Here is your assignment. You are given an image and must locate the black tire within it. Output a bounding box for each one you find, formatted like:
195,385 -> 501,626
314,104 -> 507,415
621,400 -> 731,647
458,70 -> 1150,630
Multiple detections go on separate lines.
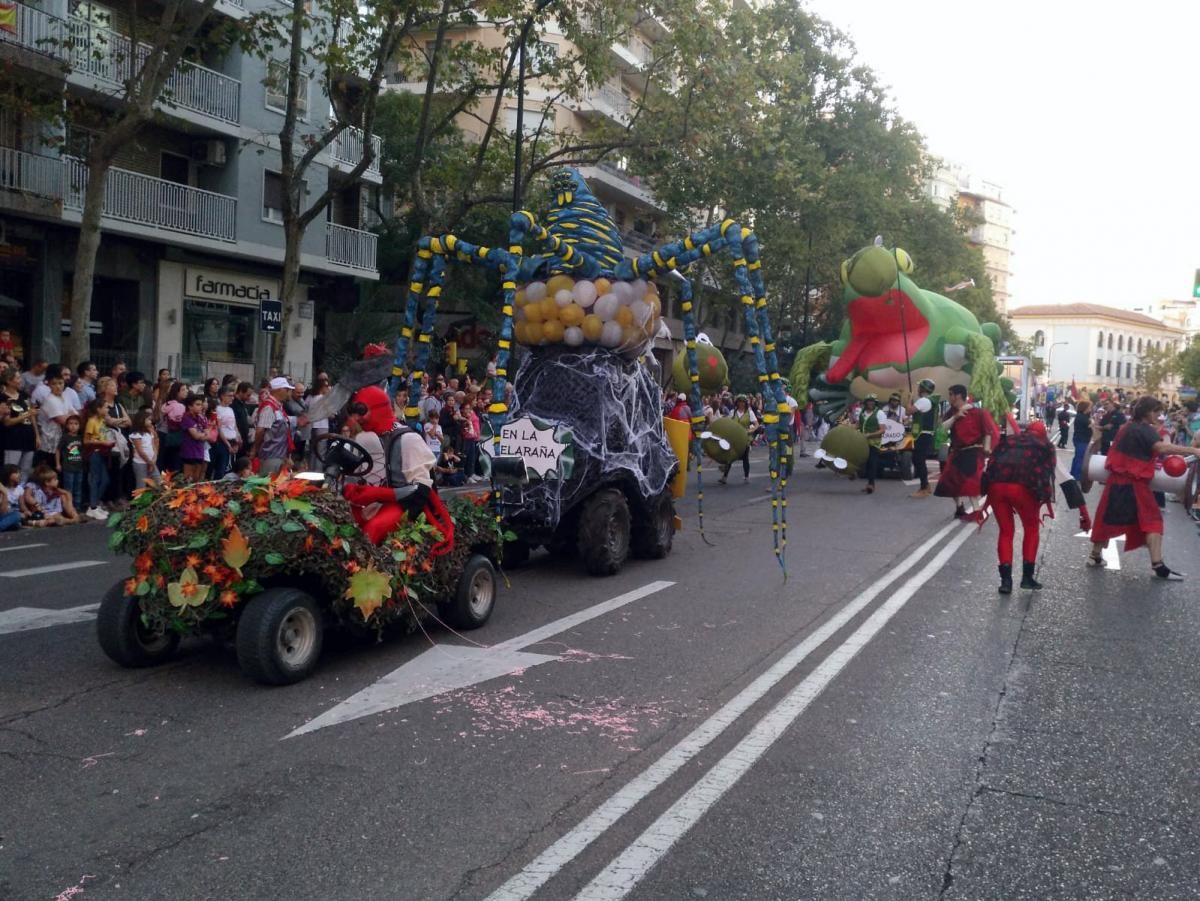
631,492 -> 675,560
440,554 -> 496,629
577,488 -> 631,576
899,451 -> 914,481
96,581 -> 180,668
235,588 -> 324,685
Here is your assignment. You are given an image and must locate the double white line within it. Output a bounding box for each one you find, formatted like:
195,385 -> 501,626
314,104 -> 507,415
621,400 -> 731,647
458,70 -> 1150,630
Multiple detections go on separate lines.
488,518 -> 973,901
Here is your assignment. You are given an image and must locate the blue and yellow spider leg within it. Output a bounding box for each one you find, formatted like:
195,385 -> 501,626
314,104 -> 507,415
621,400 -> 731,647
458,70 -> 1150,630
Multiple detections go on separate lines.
674,273 -> 715,545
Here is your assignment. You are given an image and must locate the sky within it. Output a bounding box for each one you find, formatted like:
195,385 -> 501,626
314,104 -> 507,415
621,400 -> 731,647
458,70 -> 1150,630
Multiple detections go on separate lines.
802,0 -> 1200,313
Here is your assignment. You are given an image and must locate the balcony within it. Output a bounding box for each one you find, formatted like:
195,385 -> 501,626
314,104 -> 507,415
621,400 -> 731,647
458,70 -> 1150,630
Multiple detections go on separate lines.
0,4 -> 240,127
330,126 -> 383,182
579,162 -> 658,210
580,86 -> 632,125
622,230 -> 657,255
326,222 -> 378,273
0,145 -> 64,201
64,156 -> 237,243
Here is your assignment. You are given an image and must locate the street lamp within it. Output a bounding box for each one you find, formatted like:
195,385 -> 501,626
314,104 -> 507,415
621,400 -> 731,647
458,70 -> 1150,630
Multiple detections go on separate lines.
1045,341 -> 1068,383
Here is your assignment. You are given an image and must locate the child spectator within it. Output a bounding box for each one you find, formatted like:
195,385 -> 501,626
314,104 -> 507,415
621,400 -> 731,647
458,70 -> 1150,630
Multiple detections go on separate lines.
435,446 -> 465,487
221,456 -> 253,482
156,380 -> 188,473
83,401 -> 115,520
1,463 -> 22,531
129,410 -> 160,487
211,385 -> 240,480
180,393 -> 213,483
56,413 -> 85,510
22,465 -> 81,526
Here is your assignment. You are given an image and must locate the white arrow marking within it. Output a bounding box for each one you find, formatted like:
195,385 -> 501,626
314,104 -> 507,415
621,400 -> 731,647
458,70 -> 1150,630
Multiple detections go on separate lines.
0,604 -> 100,636
286,580 -> 675,739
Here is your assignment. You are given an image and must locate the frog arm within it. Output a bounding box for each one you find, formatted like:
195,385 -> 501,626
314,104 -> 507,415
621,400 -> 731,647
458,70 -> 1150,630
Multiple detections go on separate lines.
943,325 -> 972,370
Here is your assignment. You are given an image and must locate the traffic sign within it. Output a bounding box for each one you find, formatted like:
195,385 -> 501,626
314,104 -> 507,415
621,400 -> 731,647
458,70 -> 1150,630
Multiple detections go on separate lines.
260,298 -> 282,332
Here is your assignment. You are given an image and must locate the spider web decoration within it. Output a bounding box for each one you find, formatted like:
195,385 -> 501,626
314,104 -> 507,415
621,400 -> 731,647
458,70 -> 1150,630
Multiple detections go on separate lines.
505,346 -> 676,535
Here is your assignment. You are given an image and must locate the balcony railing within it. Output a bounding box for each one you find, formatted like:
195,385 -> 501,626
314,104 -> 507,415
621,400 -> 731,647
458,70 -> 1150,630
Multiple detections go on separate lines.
326,222 -> 378,272
64,156 -> 237,242
589,86 -> 631,123
0,146 -> 64,200
66,18 -> 241,124
0,2 -> 70,60
622,230 -> 657,255
330,126 -> 382,177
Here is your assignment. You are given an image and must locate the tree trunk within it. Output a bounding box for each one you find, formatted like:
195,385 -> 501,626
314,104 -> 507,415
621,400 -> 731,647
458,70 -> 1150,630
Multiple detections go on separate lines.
272,221 -> 304,371
64,157 -> 112,365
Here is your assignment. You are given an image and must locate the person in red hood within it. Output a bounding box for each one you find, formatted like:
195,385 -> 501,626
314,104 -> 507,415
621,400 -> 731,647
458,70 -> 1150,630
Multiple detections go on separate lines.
667,392 -> 691,423
340,385 -> 454,551
934,384 -> 999,519
981,419 -> 1055,593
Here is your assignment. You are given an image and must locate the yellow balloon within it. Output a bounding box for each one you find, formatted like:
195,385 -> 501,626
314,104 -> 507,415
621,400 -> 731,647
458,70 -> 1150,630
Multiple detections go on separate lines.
582,314 -> 604,342
514,321 -> 529,344
540,297 -> 559,321
649,296 -> 661,316
542,319 -> 565,344
559,303 -> 585,326
524,321 -> 544,345
524,303 -> 544,324
546,274 -> 575,297
594,277 -> 612,296
514,289 -> 527,307
616,305 -> 634,327
622,326 -> 641,348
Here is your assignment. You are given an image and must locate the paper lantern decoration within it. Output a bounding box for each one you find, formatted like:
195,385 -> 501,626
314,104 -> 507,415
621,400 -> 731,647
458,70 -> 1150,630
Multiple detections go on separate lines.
672,334 -> 728,393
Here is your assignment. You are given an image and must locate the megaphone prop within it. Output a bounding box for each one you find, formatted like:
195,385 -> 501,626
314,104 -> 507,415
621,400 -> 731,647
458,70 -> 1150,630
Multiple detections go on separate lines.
1086,454 -> 1196,495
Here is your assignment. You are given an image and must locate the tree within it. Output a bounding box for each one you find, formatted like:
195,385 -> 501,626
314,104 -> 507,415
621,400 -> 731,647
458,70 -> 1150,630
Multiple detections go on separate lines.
1178,336 -> 1200,389
1139,344 -> 1180,396
243,0 -> 414,370
54,0 -> 221,364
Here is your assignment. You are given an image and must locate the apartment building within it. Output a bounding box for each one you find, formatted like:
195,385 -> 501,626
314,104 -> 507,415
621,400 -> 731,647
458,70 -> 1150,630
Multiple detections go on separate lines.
383,14 -> 747,361
0,0 -> 382,381
925,159 -> 1014,314
1009,302 -> 1187,398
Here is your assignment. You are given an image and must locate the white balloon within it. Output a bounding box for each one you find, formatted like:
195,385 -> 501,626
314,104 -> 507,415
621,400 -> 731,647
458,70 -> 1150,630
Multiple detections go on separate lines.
629,299 -> 652,325
554,288 -> 574,307
611,281 -> 634,305
631,278 -> 648,299
915,397 -> 933,413
600,320 -> 623,347
563,326 -> 585,347
572,280 -> 598,307
594,294 -> 619,321
525,281 -> 547,302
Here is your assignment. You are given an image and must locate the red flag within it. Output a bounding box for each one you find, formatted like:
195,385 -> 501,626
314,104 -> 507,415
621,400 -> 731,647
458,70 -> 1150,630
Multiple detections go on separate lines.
1069,379 -> 1079,400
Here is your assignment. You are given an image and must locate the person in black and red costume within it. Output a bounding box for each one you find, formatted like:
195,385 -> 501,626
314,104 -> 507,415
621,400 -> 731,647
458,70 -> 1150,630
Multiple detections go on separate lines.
340,385 -> 455,552
1088,395 -> 1196,581
934,384 -> 999,520
981,420 -> 1056,594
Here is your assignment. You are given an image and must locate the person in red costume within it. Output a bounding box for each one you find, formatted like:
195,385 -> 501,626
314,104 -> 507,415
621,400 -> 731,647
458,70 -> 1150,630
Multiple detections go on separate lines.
340,385 -> 455,552
1088,395 -> 1195,580
934,384 -> 999,519
981,420 -> 1055,594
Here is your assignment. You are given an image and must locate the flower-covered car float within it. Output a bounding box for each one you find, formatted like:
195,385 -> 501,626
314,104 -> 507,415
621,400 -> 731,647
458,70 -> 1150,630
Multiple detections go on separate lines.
98,467 -> 505,685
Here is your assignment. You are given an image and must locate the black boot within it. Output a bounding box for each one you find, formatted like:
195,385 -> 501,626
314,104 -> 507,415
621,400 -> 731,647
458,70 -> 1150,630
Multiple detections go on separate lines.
998,564 -> 1013,594
1020,561 -> 1043,590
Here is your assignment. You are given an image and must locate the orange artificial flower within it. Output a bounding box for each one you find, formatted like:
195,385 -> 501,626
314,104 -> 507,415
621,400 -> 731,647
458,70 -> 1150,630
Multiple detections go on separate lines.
154,574 -> 166,589
303,534 -> 315,553
124,578 -> 139,596
219,590 -> 239,609
134,552 -> 154,575
345,561 -> 360,574
252,494 -> 271,514
181,508 -> 205,528
185,553 -> 202,569
158,526 -> 179,538
202,563 -> 222,583
207,493 -> 226,508
136,515 -> 150,532
181,580 -> 200,598
167,491 -> 194,510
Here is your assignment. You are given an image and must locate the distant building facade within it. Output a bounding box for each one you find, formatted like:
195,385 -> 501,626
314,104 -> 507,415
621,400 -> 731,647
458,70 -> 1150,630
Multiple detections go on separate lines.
925,160 -> 1014,315
1010,303 -> 1187,398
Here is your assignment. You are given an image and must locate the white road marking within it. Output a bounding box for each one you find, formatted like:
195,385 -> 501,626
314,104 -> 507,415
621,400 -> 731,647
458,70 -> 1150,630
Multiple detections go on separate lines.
287,580 -> 675,739
0,560 -> 109,578
0,603 -> 100,635
485,520 -> 965,901
574,524 -> 974,900
0,543 -> 48,553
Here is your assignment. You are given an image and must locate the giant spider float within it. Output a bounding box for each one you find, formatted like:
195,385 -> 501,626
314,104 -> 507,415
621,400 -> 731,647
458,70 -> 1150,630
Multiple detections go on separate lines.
390,168 -> 793,570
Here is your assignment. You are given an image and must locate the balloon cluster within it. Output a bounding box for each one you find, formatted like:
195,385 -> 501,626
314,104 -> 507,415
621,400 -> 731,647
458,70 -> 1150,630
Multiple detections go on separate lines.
513,274 -> 664,356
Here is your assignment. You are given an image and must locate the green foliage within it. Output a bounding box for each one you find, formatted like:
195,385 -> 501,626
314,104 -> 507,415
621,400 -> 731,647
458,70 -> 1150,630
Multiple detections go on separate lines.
1139,345 -> 1181,396
1178,336 -> 1200,389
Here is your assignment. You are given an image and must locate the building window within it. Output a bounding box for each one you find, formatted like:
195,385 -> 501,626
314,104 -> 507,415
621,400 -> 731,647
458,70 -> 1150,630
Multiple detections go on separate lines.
1095,359 -> 1102,376
1097,331 -> 1104,347
503,107 -> 544,137
1107,334 -> 1113,350
1137,337 -> 1143,352
265,60 -> 308,117
1106,360 -> 1112,377
1126,362 -> 1132,379
1033,330 -> 1045,347
1118,335 -> 1123,351
263,170 -> 285,222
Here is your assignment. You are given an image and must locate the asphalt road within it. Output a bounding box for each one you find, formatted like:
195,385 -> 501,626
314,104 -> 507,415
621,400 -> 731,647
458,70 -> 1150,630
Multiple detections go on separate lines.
1,449 -> 1198,901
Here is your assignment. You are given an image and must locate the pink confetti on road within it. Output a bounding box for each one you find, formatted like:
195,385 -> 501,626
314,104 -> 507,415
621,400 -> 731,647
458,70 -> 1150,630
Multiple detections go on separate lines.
434,686 -> 673,749
124,728 -> 148,737
53,875 -> 95,901
558,648 -> 634,664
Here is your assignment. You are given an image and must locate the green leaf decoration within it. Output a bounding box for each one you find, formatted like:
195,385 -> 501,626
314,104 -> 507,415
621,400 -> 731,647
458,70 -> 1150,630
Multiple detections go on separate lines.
283,498 -> 313,515
131,490 -> 156,508
187,533 -> 210,549
255,520 -> 270,535
281,520 -> 304,533
392,549 -> 407,562
108,530 -> 125,550
225,500 -> 242,515
203,507 -> 221,517
337,524 -> 359,538
269,501 -> 285,515
135,580 -> 151,596
264,552 -> 286,565
319,518 -> 337,539
107,512 -> 125,529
